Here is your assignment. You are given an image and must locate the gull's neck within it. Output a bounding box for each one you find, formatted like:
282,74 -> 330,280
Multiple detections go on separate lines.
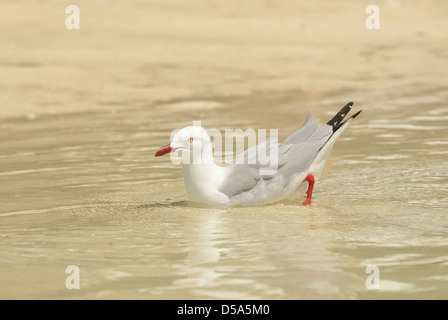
181,143 -> 228,203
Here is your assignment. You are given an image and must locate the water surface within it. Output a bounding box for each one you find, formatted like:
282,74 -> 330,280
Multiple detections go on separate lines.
1,88 -> 447,299
1,0 -> 448,300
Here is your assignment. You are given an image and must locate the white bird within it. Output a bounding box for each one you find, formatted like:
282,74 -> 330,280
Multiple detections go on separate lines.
155,102 -> 362,206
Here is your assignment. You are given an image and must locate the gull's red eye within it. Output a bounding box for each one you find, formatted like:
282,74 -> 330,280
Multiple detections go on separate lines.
188,137 -> 193,143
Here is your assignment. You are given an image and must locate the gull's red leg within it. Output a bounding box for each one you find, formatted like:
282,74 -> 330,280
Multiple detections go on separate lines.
302,173 -> 315,206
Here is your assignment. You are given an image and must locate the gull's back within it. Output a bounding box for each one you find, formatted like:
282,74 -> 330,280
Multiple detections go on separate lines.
218,102 -> 361,205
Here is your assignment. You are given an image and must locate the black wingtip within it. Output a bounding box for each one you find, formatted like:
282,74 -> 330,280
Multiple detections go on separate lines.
334,109 -> 363,132
350,110 -> 362,120
327,102 -> 355,132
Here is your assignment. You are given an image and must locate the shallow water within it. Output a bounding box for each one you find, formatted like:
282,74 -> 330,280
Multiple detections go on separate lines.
1,0 -> 448,300
1,87 -> 448,299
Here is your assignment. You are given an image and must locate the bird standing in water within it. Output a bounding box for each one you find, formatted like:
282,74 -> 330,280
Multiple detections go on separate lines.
155,102 -> 362,206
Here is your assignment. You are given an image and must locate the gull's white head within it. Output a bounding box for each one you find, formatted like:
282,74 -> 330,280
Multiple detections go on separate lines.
155,126 -> 213,164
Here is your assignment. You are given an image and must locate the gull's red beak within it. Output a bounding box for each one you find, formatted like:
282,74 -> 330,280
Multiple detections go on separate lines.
155,144 -> 172,157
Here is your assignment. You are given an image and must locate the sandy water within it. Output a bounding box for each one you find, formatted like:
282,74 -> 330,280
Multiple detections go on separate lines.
1,0 -> 448,299
1,87 -> 448,299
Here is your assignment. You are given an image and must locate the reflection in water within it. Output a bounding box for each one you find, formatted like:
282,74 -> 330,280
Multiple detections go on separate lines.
172,213 -> 223,291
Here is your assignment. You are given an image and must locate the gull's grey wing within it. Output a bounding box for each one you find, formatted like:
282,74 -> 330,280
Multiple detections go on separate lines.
282,111 -> 319,144
218,113 -> 333,199
218,164 -> 262,198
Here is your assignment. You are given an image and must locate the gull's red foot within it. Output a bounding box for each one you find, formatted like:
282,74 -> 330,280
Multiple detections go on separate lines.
302,173 -> 315,206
